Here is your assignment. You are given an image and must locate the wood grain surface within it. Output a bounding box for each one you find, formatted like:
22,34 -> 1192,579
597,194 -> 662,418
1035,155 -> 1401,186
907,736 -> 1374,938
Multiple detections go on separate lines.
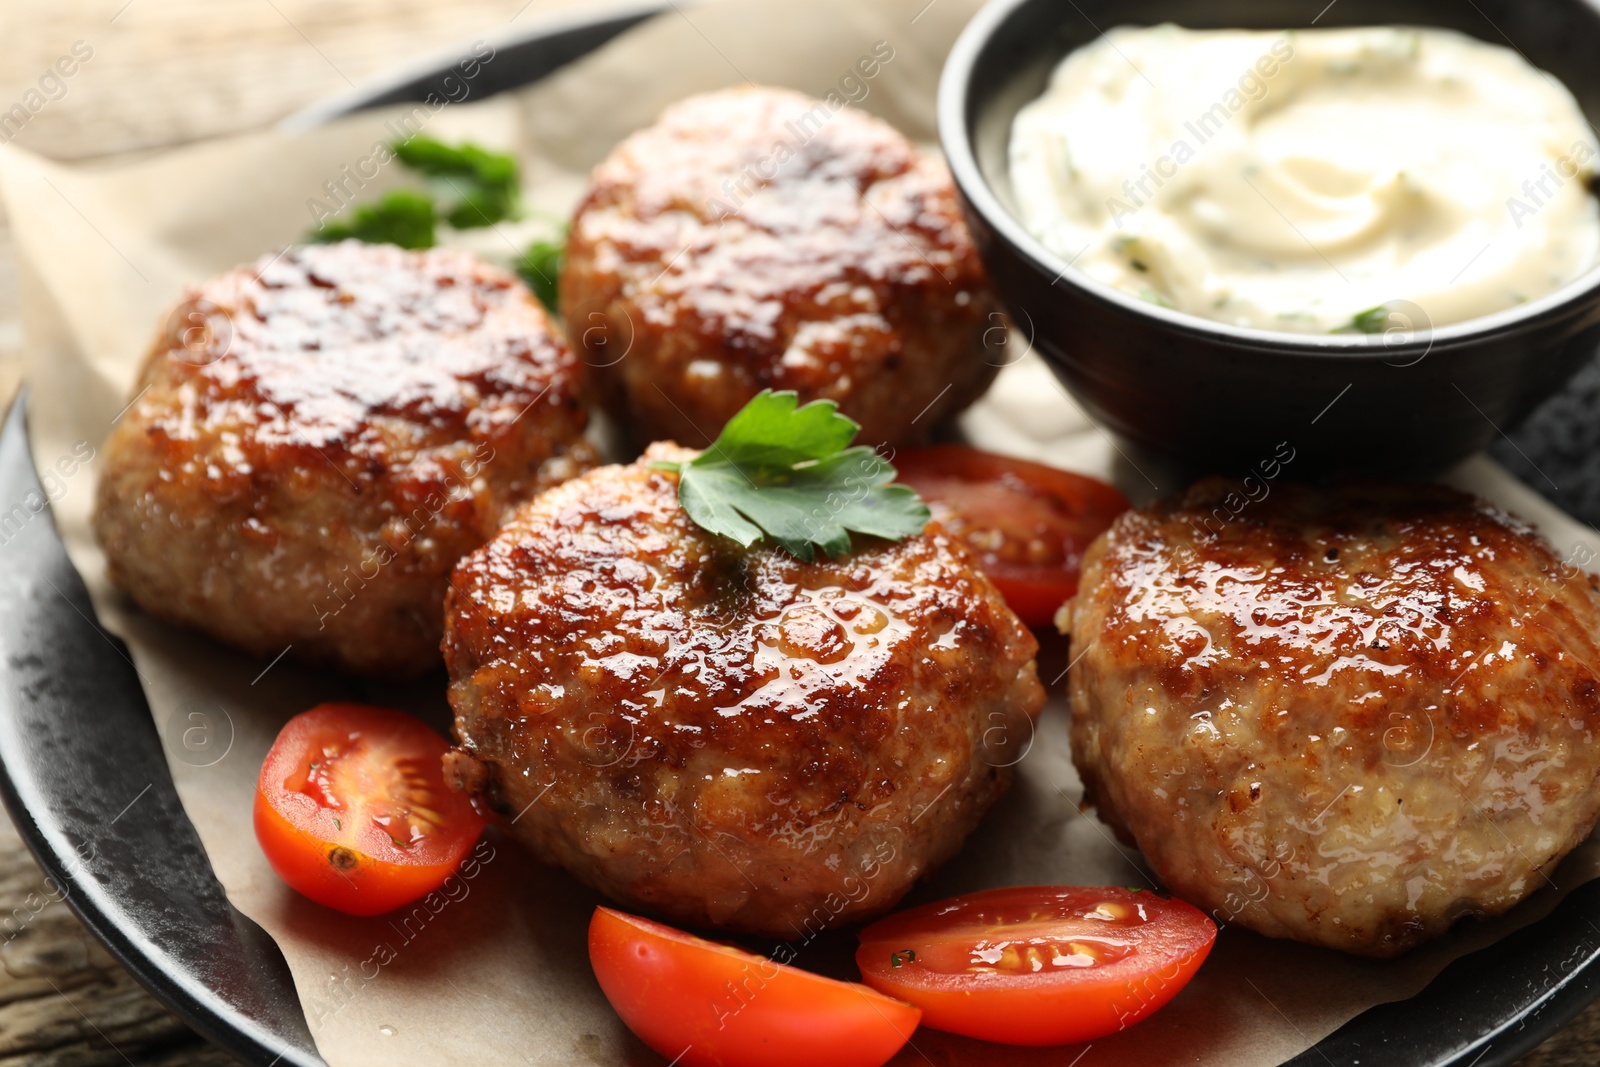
0,1 -> 1594,1064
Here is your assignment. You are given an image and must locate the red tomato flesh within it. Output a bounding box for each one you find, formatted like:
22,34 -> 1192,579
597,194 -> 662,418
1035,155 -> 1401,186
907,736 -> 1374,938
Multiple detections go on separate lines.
589,907 -> 920,1067
253,702 -> 485,917
857,886 -> 1215,1046
894,446 -> 1128,627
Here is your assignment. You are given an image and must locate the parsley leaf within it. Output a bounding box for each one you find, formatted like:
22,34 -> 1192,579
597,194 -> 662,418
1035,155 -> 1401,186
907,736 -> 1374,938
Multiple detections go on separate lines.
307,138 -> 522,248
313,189 -> 436,249
518,230 -> 565,313
392,136 -> 520,228
652,390 -> 930,561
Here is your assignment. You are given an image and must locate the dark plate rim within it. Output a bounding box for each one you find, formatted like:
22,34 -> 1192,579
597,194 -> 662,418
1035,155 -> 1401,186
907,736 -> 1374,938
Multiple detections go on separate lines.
0,390 -> 323,1067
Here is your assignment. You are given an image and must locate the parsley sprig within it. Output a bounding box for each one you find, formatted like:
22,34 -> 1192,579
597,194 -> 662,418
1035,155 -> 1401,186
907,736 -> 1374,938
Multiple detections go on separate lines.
312,137 -> 519,250
309,136 -> 565,312
391,136 -> 519,228
652,391 -> 930,561
315,188 -> 436,249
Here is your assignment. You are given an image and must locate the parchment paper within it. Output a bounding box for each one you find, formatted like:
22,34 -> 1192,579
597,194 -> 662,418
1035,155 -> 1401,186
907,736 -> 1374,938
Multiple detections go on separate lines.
4,0 -> 1600,1064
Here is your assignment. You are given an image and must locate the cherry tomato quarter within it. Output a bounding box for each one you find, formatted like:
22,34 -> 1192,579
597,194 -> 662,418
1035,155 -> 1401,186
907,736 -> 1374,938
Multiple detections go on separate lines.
253,702 -> 485,917
856,886 -> 1216,1046
893,446 -> 1128,627
589,907 -> 920,1067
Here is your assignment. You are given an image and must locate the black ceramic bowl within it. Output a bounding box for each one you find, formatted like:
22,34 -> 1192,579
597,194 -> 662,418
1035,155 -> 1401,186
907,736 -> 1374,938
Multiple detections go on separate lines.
940,0 -> 1600,476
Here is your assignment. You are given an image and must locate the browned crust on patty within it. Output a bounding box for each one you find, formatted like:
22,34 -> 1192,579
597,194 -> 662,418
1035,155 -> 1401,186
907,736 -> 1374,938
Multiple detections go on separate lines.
561,86 -> 1000,447
1066,478 -> 1600,956
93,241 -> 594,675
443,443 -> 1045,934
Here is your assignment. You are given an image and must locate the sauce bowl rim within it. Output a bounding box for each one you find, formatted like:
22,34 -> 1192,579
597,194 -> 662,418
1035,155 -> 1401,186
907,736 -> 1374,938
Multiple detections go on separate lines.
936,0 -> 1600,357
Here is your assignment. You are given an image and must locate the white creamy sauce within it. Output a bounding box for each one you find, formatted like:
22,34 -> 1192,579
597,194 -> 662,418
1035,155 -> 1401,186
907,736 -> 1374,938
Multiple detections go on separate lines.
1009,25 -> 1600,333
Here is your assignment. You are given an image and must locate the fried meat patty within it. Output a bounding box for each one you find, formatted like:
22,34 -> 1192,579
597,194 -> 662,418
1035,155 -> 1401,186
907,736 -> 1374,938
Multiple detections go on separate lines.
93,241 -> 593,676
561,86 -> 999,447
1063,479 -> 1600,956
443,444 -> 1045,934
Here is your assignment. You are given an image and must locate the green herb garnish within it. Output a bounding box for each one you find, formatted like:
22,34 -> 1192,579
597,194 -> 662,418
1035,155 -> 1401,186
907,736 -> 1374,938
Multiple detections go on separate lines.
651,390 -> 930,561
518,230 -> 565,313
392,136 -> 520,228
308,137 -> 520,248
890,948 -> 918,968
313,188 -> 436,249
308,137 -> 567,309
1334,305 -> 1393,334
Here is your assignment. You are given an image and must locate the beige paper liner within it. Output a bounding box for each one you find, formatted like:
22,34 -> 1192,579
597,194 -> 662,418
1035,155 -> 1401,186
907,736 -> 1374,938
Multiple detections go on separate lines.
4,1 -> 1600,1063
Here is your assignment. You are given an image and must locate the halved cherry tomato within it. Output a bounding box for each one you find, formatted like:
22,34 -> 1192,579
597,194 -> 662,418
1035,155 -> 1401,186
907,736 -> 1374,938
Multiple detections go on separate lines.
253,703 -> 485,917
894,446 -> 1129,627
856,886 -> 1215,1046
589,907 -> 920,1067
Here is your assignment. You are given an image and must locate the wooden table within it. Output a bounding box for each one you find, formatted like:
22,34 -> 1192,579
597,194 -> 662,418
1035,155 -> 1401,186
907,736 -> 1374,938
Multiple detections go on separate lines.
0,2 -> 1596,1063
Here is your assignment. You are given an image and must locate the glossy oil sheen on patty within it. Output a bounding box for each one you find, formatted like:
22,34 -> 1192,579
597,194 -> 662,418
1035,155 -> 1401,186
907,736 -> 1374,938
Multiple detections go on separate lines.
93,241 -> 594,675
443,443 -> 1045,935
1065,479 -> 1600,956
561,86 -> 999,446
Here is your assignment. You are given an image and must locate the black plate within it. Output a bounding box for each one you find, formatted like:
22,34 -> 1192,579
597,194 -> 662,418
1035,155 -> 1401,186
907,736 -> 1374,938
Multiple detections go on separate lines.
4,4 -> 1600,1065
